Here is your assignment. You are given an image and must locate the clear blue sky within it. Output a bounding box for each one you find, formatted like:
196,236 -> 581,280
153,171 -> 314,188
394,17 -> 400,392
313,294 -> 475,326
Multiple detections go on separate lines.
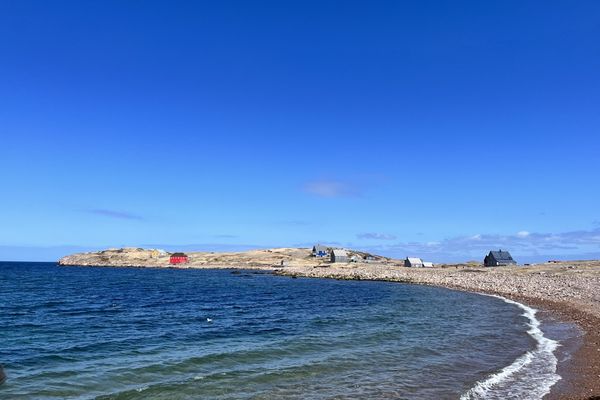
1,1 -> 599,262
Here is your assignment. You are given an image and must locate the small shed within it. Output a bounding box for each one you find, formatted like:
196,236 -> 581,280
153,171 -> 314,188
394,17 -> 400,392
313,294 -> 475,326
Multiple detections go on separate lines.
484,250 -> 516,267
404,257 -> 423,268
331,249 -> 349,263
312,244 -> 329,257
170,252 -> 189,265
423,261 -> 434,268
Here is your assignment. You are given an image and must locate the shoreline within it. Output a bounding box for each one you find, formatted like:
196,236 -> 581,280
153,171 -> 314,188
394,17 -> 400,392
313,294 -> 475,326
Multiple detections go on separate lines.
507,295 -> 600,400
273,268 -> 600,399
460,293 -> 561,399
271,270 -> 598,399
58,257 -> 600,399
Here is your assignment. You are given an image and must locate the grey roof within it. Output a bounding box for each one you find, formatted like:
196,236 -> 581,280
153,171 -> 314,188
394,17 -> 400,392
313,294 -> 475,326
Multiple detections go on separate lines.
406,257 -> 423,264
313,244 -> 328,252
488,250 -> 515,262
332,249 -> 348,257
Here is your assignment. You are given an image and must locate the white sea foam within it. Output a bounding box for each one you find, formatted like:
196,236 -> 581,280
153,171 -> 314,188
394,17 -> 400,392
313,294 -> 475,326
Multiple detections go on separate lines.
460,295 -> 561,400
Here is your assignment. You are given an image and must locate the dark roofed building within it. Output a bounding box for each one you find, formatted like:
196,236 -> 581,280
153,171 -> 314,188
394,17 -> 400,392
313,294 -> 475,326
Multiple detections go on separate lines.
312,244 -> 329,257
170,252 -> 189,265
484,250 -> 516,267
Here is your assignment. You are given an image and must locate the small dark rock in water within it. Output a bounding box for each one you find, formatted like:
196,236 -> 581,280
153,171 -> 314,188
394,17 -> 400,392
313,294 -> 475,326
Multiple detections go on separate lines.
0,365 -> 6,385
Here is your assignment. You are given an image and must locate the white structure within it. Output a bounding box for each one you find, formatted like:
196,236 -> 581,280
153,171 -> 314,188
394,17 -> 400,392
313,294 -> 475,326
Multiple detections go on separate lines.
422,261 -> 434,268
404,257 -> 424,268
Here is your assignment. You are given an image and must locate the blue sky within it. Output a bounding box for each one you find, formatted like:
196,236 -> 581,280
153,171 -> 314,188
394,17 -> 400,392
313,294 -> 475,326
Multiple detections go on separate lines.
1,1 -> 599,262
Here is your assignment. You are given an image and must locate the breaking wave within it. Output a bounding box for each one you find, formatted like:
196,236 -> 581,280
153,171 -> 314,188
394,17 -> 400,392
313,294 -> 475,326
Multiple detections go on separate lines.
461,295 -> 561,400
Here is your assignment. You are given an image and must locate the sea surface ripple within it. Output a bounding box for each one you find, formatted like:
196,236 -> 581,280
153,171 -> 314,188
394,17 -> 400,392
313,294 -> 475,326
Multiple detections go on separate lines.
0,262 -> 559,399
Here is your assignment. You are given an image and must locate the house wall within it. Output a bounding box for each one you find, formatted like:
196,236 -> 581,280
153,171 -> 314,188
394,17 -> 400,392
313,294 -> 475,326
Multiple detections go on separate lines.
331,255 -> 348,263
484,255 -> 516,266
404,260 -> 423,267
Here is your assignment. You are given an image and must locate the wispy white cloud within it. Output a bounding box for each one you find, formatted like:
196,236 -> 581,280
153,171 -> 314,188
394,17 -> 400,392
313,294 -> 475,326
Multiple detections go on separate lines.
303,180 -> 360,198
357,232 -> 397,240
357,228 -> 600,262
86,209 -> 143,220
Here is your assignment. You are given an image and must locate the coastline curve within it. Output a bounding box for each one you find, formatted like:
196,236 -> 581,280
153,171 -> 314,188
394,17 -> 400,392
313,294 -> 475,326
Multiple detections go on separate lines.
460,294 -> 560,400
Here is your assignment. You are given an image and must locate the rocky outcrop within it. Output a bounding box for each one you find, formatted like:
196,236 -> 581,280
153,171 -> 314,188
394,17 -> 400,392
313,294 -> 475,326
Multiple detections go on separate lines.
58,247 -> 391,269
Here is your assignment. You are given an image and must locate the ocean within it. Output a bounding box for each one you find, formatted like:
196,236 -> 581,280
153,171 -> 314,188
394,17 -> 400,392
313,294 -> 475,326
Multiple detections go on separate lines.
0,262 -> 562,399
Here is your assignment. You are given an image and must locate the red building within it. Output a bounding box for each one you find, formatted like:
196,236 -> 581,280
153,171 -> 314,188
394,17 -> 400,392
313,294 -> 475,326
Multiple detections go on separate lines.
169,252 -> 189,265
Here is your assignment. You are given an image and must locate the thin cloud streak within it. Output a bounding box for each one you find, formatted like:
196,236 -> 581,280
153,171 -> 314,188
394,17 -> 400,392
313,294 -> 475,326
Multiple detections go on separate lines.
303,180 -> 361,198
357,232 -> 397,240
357,228 -> 600,262
86,209 -> 144,220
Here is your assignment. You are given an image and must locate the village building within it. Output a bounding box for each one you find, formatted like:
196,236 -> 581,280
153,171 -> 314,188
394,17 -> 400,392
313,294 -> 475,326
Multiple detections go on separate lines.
150,249 -> 167,258
312,244 -> 329,257
330,249 -> 349,263
484,250 -> 517,267
169,252 -> 189,265
423,261 -> 434,268
404,257 -> 424,268
363,255 -> 377,263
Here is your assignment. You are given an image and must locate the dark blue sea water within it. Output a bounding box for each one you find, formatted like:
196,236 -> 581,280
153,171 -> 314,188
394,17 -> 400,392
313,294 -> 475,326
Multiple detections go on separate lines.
0,262 -> 560,399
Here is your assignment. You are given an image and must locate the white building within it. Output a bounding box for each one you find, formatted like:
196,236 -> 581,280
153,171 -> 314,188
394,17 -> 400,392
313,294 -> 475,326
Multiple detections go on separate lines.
404,257 -> 424,268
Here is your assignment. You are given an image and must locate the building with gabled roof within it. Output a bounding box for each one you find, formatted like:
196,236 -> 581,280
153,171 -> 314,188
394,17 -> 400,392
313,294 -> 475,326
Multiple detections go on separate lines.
330,249 -> 349,263
312,244 -> 329,257
404,257 -> 424,268
170,252 -> 188,265
484,250 -> 516,267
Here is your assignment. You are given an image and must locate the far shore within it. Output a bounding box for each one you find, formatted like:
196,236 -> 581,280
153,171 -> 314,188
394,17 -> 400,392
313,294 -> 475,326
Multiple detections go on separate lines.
58,248 -> 600,399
